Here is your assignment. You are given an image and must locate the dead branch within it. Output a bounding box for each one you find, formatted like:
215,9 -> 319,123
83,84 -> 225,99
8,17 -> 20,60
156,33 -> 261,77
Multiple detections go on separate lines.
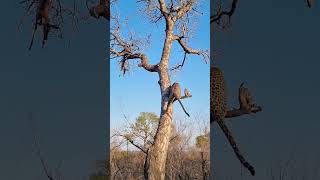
175,91 -> 192,101
118,134 -> 148,154
28,112 -> 60,180
306,0 -> 315,8
172,35 -> 209,63
134,1 -> 207,72
210,0 -> 238,24
127,128 -> 155,147
110,20 -> 158,75
170,53 -> 187,71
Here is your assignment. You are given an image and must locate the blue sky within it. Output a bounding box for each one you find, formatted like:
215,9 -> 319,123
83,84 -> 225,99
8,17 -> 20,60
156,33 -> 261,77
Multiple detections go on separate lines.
110,0 -> 210,134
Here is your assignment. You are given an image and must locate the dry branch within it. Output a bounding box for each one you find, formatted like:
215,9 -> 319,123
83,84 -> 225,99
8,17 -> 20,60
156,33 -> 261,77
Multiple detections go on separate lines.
110,20 -> 158,75
118,134 -> 148,154
306,0 -> 315,8
173,35 -> 209,61
29,113 -> 62,180
210,0 -> 238,24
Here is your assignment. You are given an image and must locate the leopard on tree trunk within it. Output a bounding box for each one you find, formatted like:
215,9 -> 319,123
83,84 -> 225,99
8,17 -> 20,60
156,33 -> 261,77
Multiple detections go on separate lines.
211,66 -> 255,176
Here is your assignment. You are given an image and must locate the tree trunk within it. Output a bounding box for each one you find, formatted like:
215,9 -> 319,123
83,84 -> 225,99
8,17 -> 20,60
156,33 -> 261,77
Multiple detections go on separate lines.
144,110 -> 173,180
144,17 -> 175,180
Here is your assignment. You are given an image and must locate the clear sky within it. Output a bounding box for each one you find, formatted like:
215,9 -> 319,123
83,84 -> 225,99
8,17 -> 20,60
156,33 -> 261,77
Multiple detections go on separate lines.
1,1 -> 108,180
110,0 -> 210,137
212,0 -> 320,179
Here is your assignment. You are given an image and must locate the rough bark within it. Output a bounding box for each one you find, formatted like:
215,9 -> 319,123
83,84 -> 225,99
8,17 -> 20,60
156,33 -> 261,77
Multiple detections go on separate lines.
143,7 -> 174,179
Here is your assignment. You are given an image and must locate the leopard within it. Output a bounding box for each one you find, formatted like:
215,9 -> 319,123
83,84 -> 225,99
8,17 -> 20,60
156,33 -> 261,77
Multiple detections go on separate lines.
211,66 -> 255,176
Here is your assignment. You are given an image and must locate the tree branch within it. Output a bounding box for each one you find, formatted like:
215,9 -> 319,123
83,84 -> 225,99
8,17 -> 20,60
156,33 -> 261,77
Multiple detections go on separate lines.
110,26 -> 158,75
29,113 -> 58,180
158,0 -> 169,16
174,0 -> 196,20
173,87 -> 192,102
169,134 -> 180,143
110,48 -> 158,73
170,52 -> 187,71
306,0 -> 315,8
225,106 -> 262,118
211,83 -> 262,122
179,95 -> 192,100
225,83 -> 262,118
210,0 -> 238,24
119,134 -> 148,154
172,35 -> 209,63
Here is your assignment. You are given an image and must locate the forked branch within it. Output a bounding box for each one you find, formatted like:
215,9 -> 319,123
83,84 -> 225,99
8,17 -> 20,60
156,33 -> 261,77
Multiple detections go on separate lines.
174,0 -> 196,20
210,0 -> 238,24
110,20 -> 158,75
117,134 -> 148,154
170,35 -> 209,70
173,35 -> 209,58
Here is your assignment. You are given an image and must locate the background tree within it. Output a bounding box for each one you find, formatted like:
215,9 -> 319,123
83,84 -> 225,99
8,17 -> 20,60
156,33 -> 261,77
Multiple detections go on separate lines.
111,112 -> 209,179
195,130 -> 210,180
113,112 -> 159,154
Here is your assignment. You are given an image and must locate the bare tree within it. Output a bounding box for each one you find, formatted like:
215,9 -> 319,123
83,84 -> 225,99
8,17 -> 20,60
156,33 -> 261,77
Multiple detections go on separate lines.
110,1 -> 208,179
113,112 -> 160,155
196,129 -> 210,180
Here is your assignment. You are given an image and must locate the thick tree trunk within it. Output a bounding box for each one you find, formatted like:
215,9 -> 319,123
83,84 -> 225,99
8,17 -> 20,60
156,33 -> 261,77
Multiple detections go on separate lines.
144,109 -> 173,180
144,17 -> 175,180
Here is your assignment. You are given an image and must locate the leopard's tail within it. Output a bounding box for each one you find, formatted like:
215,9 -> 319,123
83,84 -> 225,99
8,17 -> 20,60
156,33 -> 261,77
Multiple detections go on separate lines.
177,99 -> 190,117
216,118 -> 255,176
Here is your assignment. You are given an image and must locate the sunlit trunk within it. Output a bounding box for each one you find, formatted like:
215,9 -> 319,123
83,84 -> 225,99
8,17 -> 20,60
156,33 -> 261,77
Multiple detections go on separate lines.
144,17 -> 175,180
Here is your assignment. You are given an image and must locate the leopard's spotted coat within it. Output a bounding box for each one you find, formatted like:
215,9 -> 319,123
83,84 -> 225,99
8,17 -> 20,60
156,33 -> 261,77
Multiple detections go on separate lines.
211,66 -> 255,176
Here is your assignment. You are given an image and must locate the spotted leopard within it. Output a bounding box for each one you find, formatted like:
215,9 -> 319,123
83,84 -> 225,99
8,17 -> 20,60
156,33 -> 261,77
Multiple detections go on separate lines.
211,66 -> 255,176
